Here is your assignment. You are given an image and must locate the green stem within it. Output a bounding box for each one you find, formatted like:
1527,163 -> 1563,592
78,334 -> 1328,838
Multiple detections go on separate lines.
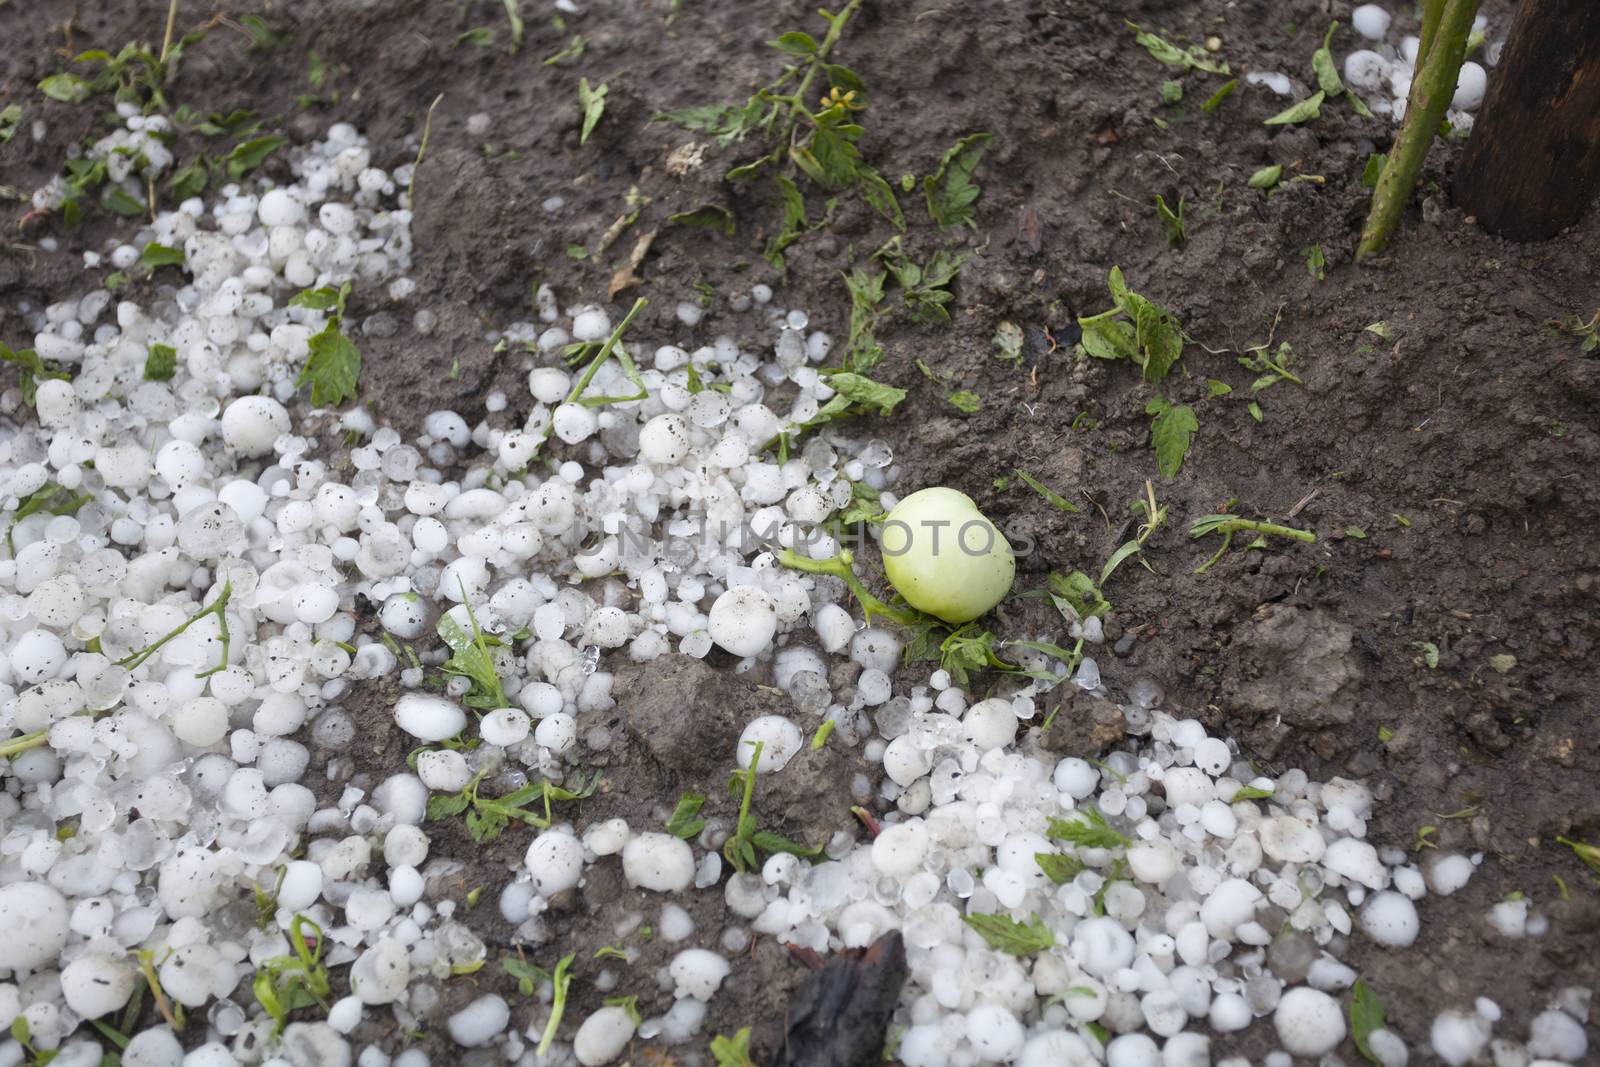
0,730 -> 48,760
776,548 -> 921,627
564,297 -> 648,405
116,581 -> 233,676
158,0 -> 180,66
1356,0 -> 1480,261
793,0 -> 864,113
1224,519 -> 1316,542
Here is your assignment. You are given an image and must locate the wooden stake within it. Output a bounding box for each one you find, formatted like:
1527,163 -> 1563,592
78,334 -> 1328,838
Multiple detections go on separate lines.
1455,0 -> 1600,240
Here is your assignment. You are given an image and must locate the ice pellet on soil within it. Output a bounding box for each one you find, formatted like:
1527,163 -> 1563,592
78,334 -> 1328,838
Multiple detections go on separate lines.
707,585 -> 779,657
622,832 -> 696,892
448,994 -> 511,1047
393,692 -> 468,741
1275,987 -> 1347,1057
575,1004 -> 639,1065
1352,3 -> 1392,39
669,948 -> 731,1001
738,715 -> 803,772
0,882 -> 71,971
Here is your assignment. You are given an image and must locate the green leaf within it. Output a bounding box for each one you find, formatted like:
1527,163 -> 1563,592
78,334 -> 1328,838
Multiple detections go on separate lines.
749,830 -> 824,859
427,792 -> 471,820
1350,979 -> 1387,1066
566,244 -> 589,260
502,0 -> 525,53
39,73 -> 92,103
289,283 -> 348,313
1048,570 -> 1110,620
946,390 -> 980,414
842,266 -> 887,373
710,1028 -> 757,1067
1488,653 -> 1516,674
1232,785 -> 1274,801
1200,79 -> 1238,112
238,14 -> 291,49
1146,396 -> 1198,479
668,205 -> 735,236
665,793 -> 708,839
297,322 -> 361,407
962,913 -> 1055,956
1160,80 -> 1183,104
1,343 -> 69,407
144,343 -> 176,381
791,113 -> 863,190
764,174 -> 809,269
544,35 -> 588,66
824,372 -> 906,416
578,79 -> 608,145
0,104 -> 22,144
103,186 -> 145,217
768,31 -> 818,57
923,132 -> 992,230
1264,91 -> 1326,126
1079,318 -> 1138,361
140,242 -> 185,270
858,168 -> 905,231
1035,852 -> 1088,885
657,100 -> 764,147
994,321 -> 1024,366
1344,525 -> 1367,540
1312,22 -> 1345,97
169,158 -> 210,201
457,27 -> 494,47
1206,378 -> 1233,397
1046,806 -> 1130,849
1154,194 -> 1184,247
225,135 -> 285,180
1013,469 -> 1079,513
1125,21 -> 1231,74
1303,243 -> 1327,280
1248,164 -> 1283,190
1248,400 -> 1263,423
1361,152 -> 1388,189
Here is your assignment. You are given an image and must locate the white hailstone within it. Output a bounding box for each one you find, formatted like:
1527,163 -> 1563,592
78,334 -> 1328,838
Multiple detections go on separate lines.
1400,35 -> 1421,66
1527,1007 -> 1588,1062
1366,1028 -> 1410,1067
327,996 -> 362,1034
278,860 -> 324,910
534,713 -> 577,753
394,693 -> 467,741
123,1028 -> 185,1067
707,586 -> 778,657
1246,71 -> 1293,95
161,944 -> 234,1007
1453,61 -> 1487,109
966,1004 -> 1025,1062
552,402 -> 599,443
669,948 -> 731,1001
961,698 -> 1016,752
481,708 -> 531,747
1360,891 -> 1419,947
812,603 -> 855,652
585,819 -> 631,856
389,866 -> 425,907
1162,1032 -> 1210,1067
417,749 -> 472,792
11,629 -> 67,683
738,716 -> 803,772
60,955 -> 136,1018
574,1004 -> 639,1065
381,594 -> 429,638
258,187 -> 306,226
1259,816 -> 1327,863
1054,757 -> 1099,799
1343,49 -> 1390,92
622,832 -> 696,891
1275,987 -> 1347,1057
1323,837 -> 1387,890
1209,993 -> 1252,1031
1019,1033 -> 1096,1067
220,395 -> 290,456
883,734 -> 932,786
1352,3 -> 1392,39
660,902 -> 696,940
786,484 -> 832,525
526,830 -> 586,895
585,606 -> 631,648
1426,853 -> 1475,896
1430,1010 -> 1489,1066
1127,842 -> 1180,884
1071,917 -> 1134,978
0,882 -> 70,971
872,820 -> 930,876
345,888 -> 396,931
1199,878 -> 1262,939
172,696 -> 230,747
572,307 -> 611,341
1105,1033 -> 1159,1067
351,940 -> 411,1005
448,994 -> 511,1048
639,413 -> 692,464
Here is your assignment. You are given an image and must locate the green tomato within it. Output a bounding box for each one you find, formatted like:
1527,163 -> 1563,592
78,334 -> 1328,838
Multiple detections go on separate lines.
880,487 -> 1015,623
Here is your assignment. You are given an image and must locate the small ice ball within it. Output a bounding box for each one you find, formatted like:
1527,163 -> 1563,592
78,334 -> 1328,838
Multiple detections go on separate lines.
1526,1007 -> 1588,1062
1425,853 -> 1475,896
1453,61 -> 1487,110
1323,837 -> 1387,890
622,832 -> 695,892
1352,4 -> 1392,40
221,395 -> 290,456
526,830 -> 586,895
738,716 -> 803,773
668,948 -> 731,1001
393,693 -> 467,741
448,994 -> 510,1048
574,1004 -> 638,1065
1360,890 -> 1420,947
871,820 -> 929,876
812,603 -> 855,653
638,413 -> 692,465
60,954 -> 136,1018
1430,1010 -> 1488,1067
258,188 -> 306,226
0,882 -> 70,971
1275,987 -> 1347,1057
481,707 -> 531,747
966,1004 -> 1024,1062
1344,49 -> 1390,92
707,586 -> 778,657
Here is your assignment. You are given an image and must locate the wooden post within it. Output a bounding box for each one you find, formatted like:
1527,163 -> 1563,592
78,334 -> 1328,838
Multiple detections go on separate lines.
1455,0 -> 1600,240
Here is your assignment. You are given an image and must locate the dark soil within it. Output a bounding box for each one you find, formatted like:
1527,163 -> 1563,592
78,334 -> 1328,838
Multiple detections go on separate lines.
4,0 -> 1599,1063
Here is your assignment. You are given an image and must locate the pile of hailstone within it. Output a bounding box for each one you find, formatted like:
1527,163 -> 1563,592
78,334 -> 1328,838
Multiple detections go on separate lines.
1341,3 -> 1497,130
1,110 -> 1591,1067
